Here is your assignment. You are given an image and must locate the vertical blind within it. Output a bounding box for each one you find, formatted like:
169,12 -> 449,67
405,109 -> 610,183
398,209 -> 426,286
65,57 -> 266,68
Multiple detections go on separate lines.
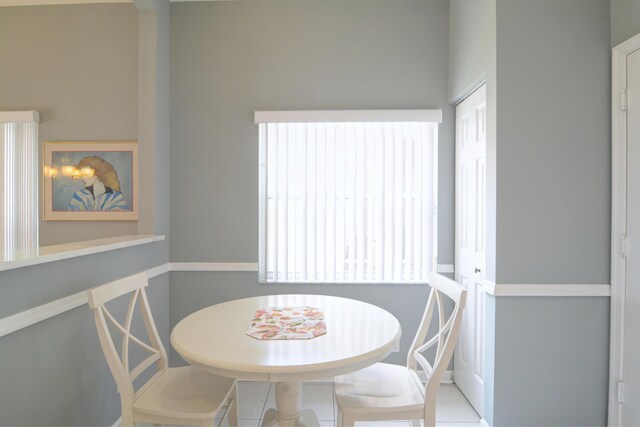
0,112 -> 39,260
258,112 -> 439,284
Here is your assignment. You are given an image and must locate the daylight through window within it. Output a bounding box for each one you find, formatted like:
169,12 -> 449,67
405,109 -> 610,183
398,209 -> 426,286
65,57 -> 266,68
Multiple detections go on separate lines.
257,110 -> 440,284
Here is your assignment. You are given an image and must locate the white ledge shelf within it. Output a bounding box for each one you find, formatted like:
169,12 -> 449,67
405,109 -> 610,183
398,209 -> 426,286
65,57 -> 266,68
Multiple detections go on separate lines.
0,234 -> 165,273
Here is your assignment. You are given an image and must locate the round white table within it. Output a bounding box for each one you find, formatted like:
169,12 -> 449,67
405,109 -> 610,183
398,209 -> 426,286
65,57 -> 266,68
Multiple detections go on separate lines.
171,294 -> 401,427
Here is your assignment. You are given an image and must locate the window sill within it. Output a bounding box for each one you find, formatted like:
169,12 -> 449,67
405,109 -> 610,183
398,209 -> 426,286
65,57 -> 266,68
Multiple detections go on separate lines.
0,234 -> 165,273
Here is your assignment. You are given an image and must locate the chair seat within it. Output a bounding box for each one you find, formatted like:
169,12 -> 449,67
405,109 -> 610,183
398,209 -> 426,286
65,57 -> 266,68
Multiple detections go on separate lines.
335,363 -> 425,414
134,366 -> 235,421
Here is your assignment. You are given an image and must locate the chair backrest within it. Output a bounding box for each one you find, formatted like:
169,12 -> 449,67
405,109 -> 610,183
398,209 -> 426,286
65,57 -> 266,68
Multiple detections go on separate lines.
406,272 -> 467,425
87,273 -> 168,410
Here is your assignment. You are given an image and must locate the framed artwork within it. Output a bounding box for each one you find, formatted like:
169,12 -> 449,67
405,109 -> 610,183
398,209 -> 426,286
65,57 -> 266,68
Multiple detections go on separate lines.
43,141 -> 138,220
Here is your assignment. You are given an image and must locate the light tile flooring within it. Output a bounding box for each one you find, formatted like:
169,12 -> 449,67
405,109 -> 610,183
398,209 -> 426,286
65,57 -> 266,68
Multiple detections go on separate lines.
231,381 -> 481,427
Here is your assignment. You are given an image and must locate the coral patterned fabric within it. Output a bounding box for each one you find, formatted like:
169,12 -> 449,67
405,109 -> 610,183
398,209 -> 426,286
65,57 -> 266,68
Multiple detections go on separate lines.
246,306 -> 327,340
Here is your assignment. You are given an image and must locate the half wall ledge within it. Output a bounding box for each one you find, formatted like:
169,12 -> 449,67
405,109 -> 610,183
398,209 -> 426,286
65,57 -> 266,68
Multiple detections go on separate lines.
0,234 -> 165,273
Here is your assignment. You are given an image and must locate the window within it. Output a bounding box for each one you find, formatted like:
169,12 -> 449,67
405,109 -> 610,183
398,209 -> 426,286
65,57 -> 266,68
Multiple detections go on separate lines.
0,111 -> 39,260
257,110 -> 440,284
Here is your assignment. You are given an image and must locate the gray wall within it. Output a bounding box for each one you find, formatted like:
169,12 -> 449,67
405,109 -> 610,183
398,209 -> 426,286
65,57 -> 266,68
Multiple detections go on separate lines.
449,1 -> 498,423
449,0 -> 490,103
0,4 -> 139,246
137,0 -> 172,237
0,250 -> 169,426
0,3 -> 171,426
493,296 -> 610,426
492,1 -> 611,425
611,0 -> 640,46
495,0 -> 610,286
450,1 -> 611,424
169,0 -> 452,365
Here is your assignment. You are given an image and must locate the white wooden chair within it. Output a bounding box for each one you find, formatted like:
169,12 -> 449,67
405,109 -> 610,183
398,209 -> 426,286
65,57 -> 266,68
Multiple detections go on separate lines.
334,273 -> 467,427
87,273 -> 238,427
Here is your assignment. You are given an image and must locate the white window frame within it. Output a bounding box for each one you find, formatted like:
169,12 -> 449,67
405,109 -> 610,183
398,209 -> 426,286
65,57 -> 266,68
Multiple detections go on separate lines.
256,109 -> 441,284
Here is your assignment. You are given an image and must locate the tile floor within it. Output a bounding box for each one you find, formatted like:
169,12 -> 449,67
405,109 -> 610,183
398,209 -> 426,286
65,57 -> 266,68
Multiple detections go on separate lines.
230,381 -> 481,427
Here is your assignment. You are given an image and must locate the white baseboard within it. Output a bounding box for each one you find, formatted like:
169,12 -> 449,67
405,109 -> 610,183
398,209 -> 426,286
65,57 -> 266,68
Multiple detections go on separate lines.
111,416 -> 121,427
480,417 -> 491,427
415,369 -> 453,384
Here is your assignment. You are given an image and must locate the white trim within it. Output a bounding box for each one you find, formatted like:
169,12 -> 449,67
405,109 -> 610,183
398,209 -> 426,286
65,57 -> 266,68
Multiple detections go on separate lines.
0,235 -> 165,273
416,370 -> 453,384
483,281 -> 610,297
0,110 -> 39,123
0,261 -> 611,341
441,370 -> 453,384
254,109 -> 443,124
111,416 -> 121,427
483,280 -> 496,295
146,263 -> 171,279
480,418 -> 491,427
170,262 -> 258,272
0,0 -> 129,5
436,264 -> 454,274
0,0 -> 225,5
0,290 -> 87,338
0,263 -> 171,339
452,77 -> 488,106
609,31 -> 640,427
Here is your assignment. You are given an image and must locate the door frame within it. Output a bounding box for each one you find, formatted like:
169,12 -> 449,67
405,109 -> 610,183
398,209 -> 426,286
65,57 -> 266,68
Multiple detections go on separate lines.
454,82 -> 487,418
610,32 -> 640,427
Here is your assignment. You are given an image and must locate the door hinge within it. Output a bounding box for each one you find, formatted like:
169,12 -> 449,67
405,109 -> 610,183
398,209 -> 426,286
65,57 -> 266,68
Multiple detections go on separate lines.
621,236 -> 629,258
622,89 -> 628,111
618,381 -> 625,403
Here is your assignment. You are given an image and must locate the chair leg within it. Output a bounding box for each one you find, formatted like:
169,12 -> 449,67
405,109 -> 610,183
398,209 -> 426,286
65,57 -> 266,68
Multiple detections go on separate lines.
121,410 -> 134,427
423,413 -> 435,427
338,410 -> 355,427
227,384 -> 239,427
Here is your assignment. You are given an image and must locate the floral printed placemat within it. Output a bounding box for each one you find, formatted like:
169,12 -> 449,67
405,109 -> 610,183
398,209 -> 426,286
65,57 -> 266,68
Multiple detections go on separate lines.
246,306 -> 327,340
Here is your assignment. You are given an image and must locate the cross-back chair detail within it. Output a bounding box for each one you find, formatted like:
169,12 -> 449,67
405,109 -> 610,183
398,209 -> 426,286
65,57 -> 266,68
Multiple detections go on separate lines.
88,273 -> 238,427
407,273 -> 467,422
334,272 -> 467,427
88,273 -> 168,406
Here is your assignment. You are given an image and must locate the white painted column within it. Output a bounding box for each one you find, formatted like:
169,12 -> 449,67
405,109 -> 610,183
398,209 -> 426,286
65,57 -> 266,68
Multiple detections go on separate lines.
0,111 -> 39,260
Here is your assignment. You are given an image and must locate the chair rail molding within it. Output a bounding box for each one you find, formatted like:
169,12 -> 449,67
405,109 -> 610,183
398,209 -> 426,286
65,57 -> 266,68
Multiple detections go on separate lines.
0,262 -> 171,339
0,262 -> 611,340
170,262 -> 258,272
436,264 -> 454,274
483,280 -> 610,297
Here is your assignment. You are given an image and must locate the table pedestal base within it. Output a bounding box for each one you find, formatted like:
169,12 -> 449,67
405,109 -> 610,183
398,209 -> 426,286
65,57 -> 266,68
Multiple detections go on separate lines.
260,381 -> 321,427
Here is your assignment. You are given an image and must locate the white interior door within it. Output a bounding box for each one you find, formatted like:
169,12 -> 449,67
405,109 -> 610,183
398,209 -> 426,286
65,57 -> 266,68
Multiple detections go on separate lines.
454,84 -> 486,417
622,47 -> 640,427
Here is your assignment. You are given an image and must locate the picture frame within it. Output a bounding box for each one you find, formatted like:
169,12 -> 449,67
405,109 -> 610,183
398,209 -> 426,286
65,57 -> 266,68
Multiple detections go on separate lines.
43,141 -> 138,221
